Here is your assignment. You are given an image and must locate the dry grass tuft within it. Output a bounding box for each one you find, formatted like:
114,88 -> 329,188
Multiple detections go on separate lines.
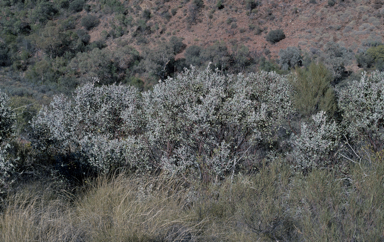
1,154 -> 384,241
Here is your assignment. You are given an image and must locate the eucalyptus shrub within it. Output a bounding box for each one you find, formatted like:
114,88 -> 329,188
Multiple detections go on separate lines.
288,111 -> 341,172
31,66 -> 293,178
143,66 -> 292,177
0,90 -> 16,199
0,91 -> 14,143
338,71 -> 384,151
31,83 -> 143,173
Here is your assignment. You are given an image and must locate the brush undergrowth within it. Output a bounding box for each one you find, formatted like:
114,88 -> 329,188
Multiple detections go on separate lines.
1,153 -> 383,241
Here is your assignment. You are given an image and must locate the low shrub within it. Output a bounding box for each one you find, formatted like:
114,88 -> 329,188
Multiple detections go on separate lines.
266,29 -> 285,44
279,46 -> 302,70
81,15 -> 100,30
360,45 -> 384,70
76,29 -> 90,44
142,9 -> 151,20
288,111 -> 341,173
216,0 -> 224,9
246,0 -> 259,10
184,45 -> 203,67
322,41 -> 353,82
69,0 -> 85,12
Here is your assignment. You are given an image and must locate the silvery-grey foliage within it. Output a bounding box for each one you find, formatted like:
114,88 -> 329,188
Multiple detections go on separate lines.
338,71 -> 384,151
0,90 -> 16,198
0,91 -> 14,143
288,111 -> 340,171
31,83 -> 143,173
31,66 -> 293,177
143,66 -> 292,177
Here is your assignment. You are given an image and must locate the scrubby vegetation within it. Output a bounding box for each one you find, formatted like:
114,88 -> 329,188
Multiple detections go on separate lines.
1,0 -> 384,240
1,64 -> 384,240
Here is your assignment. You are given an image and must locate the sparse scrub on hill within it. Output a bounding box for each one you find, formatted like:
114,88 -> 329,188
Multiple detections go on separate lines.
187,0 -> 204,24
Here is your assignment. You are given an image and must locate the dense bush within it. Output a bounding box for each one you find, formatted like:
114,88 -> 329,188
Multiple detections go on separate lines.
142,9 -> 151,20
69,0 -> 85,12
246,0 -> 259,10
288,111 -> 341,172
193,0 -> 205,9
184,45 -> 203,67
356,51 -> 375,69
137,38 -> 185,82
32,2 -> 59,24
81,15 -> 100,30
76,29 -> 91,44
60,17 -> 76,30
0,90 -> 16,201
279,46 -> 302,70
169,36 -> 186,54
216,0 -> 224,9
338,71 -> 384,151
143,67 -> 292,178
31,84 -> 143,173
137,43 -> 176,81
357,45 -> 384,70
0,43 -> 11,67
290,62 -> 337,117
31,67 -> 293,178
0,91 -> 14,147
322,41 -> 353,82
201,41 -> 231,71
266,29 -> 285,44
68,46 -> 140,85
231,44 -> 253,73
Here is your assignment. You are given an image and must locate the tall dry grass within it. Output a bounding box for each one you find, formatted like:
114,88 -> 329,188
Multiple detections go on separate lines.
1,153 -> 383,241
